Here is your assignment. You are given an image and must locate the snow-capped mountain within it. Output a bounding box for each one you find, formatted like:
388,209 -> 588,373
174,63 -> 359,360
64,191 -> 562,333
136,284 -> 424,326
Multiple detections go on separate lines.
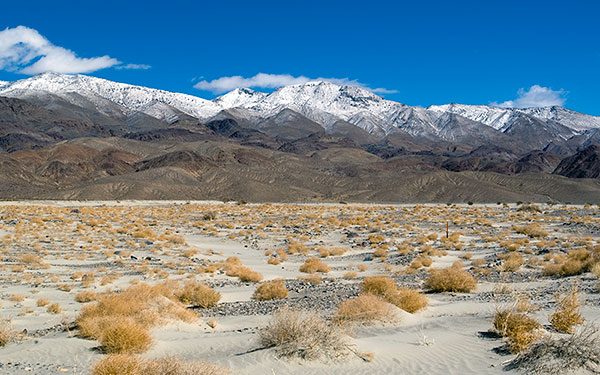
213,88 -> 267,108
428,103 -> 600,132
0,72 -> 222,122
0,73 -> 599,144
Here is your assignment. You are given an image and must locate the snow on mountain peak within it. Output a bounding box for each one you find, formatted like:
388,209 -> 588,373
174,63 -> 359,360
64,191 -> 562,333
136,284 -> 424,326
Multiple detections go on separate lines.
0,73 -> 599,138
0,72 -> 222,121
213,87 -> 267,109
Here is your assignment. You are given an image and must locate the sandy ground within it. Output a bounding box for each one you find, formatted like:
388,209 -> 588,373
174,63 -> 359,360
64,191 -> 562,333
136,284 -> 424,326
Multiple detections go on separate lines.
0,201 -> 598,374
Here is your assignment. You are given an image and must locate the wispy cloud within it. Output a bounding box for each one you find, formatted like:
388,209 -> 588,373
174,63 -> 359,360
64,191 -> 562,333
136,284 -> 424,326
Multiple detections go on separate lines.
115,63 -> 152,70
0,26 -> 120,74
491,85 -> 566,108
194,73 -> 397,95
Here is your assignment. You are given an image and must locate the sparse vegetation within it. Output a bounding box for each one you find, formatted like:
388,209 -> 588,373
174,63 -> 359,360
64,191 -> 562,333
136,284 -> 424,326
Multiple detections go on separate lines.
258,306 -> 350,360
549,286 -> 584,333
334,295 -> 394,325
425,266 -> 477,293
99,319 -> 153,354
493,308 -> 542,353
176,281 -> 221,308
299,257 -> 330,274
91,355 -> 229,375
506,324 -> 600,375
252,280 -> 289,301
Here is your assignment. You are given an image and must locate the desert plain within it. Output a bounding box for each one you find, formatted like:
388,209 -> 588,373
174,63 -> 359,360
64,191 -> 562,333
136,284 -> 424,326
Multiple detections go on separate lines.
0,201 -> 598,374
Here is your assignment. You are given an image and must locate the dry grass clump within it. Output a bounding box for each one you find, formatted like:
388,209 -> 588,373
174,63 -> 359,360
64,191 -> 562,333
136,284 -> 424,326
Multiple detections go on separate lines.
91,355 -> 229,375
506,324 -> 600,375
361,276 -> 396,296
299,257 -> 330,274
514,224 -> 548,238
100,318 -> 152,354
542,249 -> 596,277
176,281 -> 220,308
499,253 -> 524,272
258,306 -> 350,360
386,288 -> 428,313
77,282 -> 196,345
47,303 -> 62,314
334,295 -> 394,325
224,262 -> 263,282
9,294 -> 25,303
424,266 -> 477,293
0,320 -> 15,347
36,298 -> 50,307
252,280 -> 289,301
360,276 -> 427,313
75,290 -> 97,303
549,286 -> 584,333
493,309 -> 542,353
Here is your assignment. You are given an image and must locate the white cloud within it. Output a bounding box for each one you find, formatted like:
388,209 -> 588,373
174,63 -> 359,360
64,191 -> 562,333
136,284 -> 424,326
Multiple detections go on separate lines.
0,26 -> 120,74
492,85 -> 566,108
194,73 -> 397,94
115,63 -> 152,70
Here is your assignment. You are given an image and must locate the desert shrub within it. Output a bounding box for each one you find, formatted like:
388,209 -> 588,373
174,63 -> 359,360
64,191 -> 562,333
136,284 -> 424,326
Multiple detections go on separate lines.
549,286 -> 584,333
236,267 -> 263,282
373,247 -> 387,258
559,259 -> 584,276
299,257 -> 330,274
91,355 -> 229,375
506,324 -> 600,375
0,320 -> 15,347
47,303 -> 62,314
493,309 -> 542,353
9,294 -> 25,302
360,276 -> 427,313
176,281 -> 220,308
225,265 -> 263,282
77,282 -> 196,340
542,262 -> 562,277
343,271 -> 358,278
386,287 -> 428,313
267,257 -> 280,265
258,306 -> 350,360
334,295 -> 394,325
75,290 -> 97,303
361,276 -> 397,296
424,267 -> 477,293
514,224 -> 548,238
36,298 -> 50,307
140,357 -> 229,375
253,280 -> 289,301
499,253 -> 524,272
100,318 -> 152,354
91,354 -> 140,375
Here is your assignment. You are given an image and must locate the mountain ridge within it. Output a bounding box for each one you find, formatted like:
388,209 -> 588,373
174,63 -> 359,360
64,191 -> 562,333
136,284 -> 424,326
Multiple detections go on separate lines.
1,73 -> 598,143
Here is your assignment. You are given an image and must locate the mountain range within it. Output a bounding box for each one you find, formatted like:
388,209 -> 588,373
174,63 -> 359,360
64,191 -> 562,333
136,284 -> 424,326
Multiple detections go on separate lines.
0,73 -> 598,202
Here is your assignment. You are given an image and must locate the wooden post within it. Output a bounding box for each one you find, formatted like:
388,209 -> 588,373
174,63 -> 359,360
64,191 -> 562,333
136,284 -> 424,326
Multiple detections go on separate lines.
446,221 -> 449,238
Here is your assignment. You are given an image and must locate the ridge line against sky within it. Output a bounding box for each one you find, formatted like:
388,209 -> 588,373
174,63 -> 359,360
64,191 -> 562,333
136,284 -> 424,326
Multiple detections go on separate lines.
0,0 -> 598,114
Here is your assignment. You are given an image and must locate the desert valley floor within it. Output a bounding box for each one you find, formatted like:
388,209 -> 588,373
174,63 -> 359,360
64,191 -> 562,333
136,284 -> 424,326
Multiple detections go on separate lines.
0,201 -> 598,374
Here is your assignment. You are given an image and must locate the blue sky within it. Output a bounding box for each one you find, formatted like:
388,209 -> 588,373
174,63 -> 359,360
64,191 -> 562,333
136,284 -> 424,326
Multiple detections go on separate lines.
0,0 -> 598,114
